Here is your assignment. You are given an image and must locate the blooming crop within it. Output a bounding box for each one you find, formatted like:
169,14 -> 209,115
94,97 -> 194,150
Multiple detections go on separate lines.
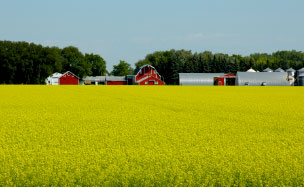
0,85 -> 303,186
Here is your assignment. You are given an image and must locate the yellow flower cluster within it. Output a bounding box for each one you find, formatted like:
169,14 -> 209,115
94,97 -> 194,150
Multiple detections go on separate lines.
0,85 -> 303,186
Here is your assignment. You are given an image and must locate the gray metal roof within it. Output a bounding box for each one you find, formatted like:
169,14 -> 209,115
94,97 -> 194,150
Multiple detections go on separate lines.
236,72 -> 289,86
84,76 -> 106,81
83,76 -> 126,82
179,73 -> 225,85
263,68 -> 273,72
274,68 -> 285,72
105,76 -> 126,81
286,68 -> 296,72
298,68 -> 304,72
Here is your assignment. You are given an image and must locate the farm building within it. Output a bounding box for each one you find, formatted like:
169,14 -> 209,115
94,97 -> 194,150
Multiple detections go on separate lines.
247,68 -> 256,72
133,64 -> 165,85
263,68 -> 273,72
236,72 -> 289,86
213,74 -> 236,86
83,76 -> 105,85
83,64 -> 165,85
46,71 -> 79,85
275,68 -> 285,72
286,68 -> 296,85
59,71 -> 79,85
46,72 -> 63,85
83,76 -> 127,85
179,73 -> 225,85
298,68 -> 304,86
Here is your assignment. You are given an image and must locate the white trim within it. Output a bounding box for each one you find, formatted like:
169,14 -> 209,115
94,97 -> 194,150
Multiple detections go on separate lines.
59,71 -> 80,79
135,64 -> 161,79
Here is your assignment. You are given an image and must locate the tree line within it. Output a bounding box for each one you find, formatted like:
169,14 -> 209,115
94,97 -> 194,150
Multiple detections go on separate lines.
0,41 -> 106,84
135,50 -> 304,84
1,40 -> 304,85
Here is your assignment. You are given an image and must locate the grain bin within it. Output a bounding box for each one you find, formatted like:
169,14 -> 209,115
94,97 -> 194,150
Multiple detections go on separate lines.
263,68 -> 273,72
298,68 -> 304,86
274,68 -> 285,72
286,68 -> 296,86
247,68 -> 256,72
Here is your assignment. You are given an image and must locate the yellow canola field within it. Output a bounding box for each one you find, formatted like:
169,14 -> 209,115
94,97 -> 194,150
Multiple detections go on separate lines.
0,85 -> 304,186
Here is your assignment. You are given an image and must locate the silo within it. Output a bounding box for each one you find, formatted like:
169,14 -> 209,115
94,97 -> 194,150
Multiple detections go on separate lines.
263,67 -> 273,72
247,68 -> 256,72
274,68 -> 285,72
298,68 -> 304,86
286,68 -> 296,86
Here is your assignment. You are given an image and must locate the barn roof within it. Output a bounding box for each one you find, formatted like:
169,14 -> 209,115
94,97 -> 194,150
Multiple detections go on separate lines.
236,72 -> 289,86
179,73 -> 225,85
60,71 -> 79,79
134,64 -> 161,77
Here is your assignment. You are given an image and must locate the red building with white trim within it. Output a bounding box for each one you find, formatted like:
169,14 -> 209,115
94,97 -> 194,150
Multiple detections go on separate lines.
134,64 -> 165,85
59,71 -> 79,85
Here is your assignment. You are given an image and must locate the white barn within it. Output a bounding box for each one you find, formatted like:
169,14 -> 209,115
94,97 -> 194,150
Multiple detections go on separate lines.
45,72 -> 63,85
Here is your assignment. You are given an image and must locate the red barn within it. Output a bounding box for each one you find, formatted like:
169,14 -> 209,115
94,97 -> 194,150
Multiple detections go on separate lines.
59,71 -> 79,85
134,65 -> 165,85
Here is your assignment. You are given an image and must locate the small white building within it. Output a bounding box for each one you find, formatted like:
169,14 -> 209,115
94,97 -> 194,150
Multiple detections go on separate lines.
45,72 -> 63,85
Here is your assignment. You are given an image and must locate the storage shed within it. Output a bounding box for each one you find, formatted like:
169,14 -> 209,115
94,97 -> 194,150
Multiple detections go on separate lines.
83,76 -> 127,85
179,73 -> 225,85
106,76 -> 127,85
83,76 -> 106,85
236,72 -> 289,86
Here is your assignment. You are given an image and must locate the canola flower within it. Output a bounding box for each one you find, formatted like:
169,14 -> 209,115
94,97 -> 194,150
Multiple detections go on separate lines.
0,85 -> 304,186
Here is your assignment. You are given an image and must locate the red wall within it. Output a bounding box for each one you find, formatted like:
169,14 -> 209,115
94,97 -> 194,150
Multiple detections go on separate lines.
107,81 -> 127,85
214,77 -> 225,86
217,77 -> 225,86
138,76 -> 165,85
59,73 -> 79,85
136,67 -> 161,82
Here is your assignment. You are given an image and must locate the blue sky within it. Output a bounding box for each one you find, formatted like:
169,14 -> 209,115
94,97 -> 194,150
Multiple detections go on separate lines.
1,0 -> 303,70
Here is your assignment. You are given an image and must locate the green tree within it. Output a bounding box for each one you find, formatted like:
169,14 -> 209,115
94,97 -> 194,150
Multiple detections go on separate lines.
85,53 -> 107,76
112,60 -> 134,76
61,46 -> 91,79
